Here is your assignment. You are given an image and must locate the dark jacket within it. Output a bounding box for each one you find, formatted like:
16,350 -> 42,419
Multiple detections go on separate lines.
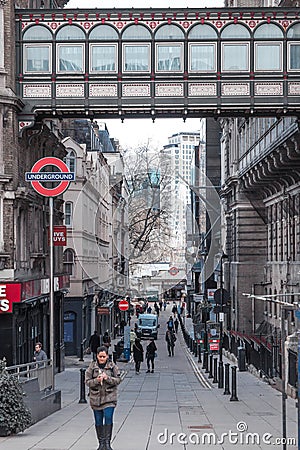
146,340 -> 157,358
165,330 -> 176,347
85,360 -> 121,410
89,333 -> 100,353
133,341 -> 144,362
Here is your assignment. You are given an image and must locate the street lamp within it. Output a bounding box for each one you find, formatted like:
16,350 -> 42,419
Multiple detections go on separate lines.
218,252 -> 228,388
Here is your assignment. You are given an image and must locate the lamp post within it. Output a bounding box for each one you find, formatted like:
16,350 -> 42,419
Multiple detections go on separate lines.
218,252 -> 228,388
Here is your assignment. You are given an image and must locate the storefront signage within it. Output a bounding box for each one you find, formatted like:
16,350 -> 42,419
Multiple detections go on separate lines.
48,226 -> 67,246
0,283 -> 22,313
97,307 -> 110,315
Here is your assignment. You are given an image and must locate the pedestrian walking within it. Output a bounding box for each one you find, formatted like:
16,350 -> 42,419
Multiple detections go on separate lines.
165,329 -> 176,357
147,305 -> 152,314
159,299 -> 163,311
172,303 -> 177,317
130,328 -> 136,352
167,316 -> 174,331
103,331 -> 111,351
146,338 -> 157,373
89,331 -> 101,361
163,300 -> 167,311
85,346 -> 122,450
133,338 -> 144,374
174,318 -> 179,334
33,342 -> 47,363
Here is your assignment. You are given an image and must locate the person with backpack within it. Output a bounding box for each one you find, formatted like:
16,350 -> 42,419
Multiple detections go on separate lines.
167,316 -> 174,331
146,338 -> 157,373
165,329 -> 176,357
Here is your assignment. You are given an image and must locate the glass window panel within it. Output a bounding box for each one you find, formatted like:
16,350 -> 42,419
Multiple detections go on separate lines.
58,45 -> 84,71
288,24 -> 300,38
91,45 -> 116,71
190,44 -> 216,71
156,44 -> 182,71
221,24 -> 250,39
23,25 -> 52,41
56,25 -> 85,40
155,24 -> 184,40
254,23 -> 283,38
123,45 -> 149,71
255,43 -> 281,70
289,43 -> 300,70
122,25 -> 151,40
89,25 -> 118,40
188,24 -> 217,40
222,43 -> 249,71
24,45 -> 50,72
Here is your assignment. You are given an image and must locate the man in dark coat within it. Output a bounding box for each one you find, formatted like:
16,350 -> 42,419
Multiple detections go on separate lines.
89,331 -> 100,361
165,329 -> 176,357
133,338 -> 144,374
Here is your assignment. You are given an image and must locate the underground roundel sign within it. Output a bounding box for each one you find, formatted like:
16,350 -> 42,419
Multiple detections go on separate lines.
25,157 -> 75,197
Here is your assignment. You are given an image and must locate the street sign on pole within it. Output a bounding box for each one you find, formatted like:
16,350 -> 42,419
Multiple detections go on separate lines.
25,157 -> 74,390
118,299 -> 129,311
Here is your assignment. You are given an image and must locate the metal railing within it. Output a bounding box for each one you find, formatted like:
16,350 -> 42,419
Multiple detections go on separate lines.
6,360 -> 53,391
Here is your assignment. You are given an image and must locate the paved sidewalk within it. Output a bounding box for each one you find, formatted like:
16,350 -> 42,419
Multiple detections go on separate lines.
0,308 -> 298,450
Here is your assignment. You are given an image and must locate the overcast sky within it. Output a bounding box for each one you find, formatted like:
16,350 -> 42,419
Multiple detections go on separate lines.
65,0 -> 224,148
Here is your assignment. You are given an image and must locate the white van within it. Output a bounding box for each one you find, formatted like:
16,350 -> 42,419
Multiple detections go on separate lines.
137,314 -> 160,340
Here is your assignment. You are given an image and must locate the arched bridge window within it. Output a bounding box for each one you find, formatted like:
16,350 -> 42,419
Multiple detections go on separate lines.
56,25 -> 85,73
254,23 -> 283,71
122,25 -> 151,72
188,24 -> 217,72
155,24 -> 184,72
23,25 -> 52,73
221,24 -> 250,72
287,23 -> 300,71
89,25 -> 118,72
63,248 -> 75,276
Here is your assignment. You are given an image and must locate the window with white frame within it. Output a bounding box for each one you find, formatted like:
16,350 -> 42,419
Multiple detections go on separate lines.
57,44 -> 84,72
64,202 -> 73,227
23,44 -> 51,73
123,44 -> 150,72
189,43 -> 216,72
65,150 -> 76,173
63,249 -> 75,275
255,42 -> 282,71
222,43 -> 249,71
288,42 -> 300,71
156,44 -> 183,72
90,44 -> 117,72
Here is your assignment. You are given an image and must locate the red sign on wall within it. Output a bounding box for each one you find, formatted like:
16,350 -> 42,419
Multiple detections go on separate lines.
0,283 -> 22,313
48,226 -> 67,246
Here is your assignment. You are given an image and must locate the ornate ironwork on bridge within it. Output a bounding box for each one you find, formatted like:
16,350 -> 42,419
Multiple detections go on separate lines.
16,7 -> 300,131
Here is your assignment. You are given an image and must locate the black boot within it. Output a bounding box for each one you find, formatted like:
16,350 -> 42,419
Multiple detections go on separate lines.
103,424 -> 113,450
95,425 -> 105,450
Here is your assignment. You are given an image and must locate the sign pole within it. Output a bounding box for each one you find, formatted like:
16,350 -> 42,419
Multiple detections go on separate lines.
49,196 -> 55,390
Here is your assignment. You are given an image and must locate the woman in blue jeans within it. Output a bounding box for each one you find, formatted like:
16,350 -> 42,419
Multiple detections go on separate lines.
85,346 -> 121,450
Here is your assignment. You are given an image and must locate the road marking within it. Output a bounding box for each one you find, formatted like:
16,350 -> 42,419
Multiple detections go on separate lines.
185,347 -> 212,389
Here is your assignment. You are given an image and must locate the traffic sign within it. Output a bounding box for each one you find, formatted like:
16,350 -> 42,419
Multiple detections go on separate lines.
25,157 -> 75,197
118,299 -> 129,311
169,266 -> 179,276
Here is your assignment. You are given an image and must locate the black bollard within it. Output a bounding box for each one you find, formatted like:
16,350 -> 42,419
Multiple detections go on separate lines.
213,357 -> 218,383
230,366 -> 239,401
79,341 -> 84,362
194,341 -> 198,357
198,345 -> 202,364
208,354 -> 213,378
203,351 -> 209,372
218,360 -> 224,389
190,338 -> 193,353
79,368 -> 87,404
224,363 -> 230,395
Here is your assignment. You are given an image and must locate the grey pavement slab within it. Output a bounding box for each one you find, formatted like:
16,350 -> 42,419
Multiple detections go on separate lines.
0,307 -> 298,449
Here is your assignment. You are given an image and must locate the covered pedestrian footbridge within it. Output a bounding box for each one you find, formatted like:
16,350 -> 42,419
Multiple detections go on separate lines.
16,7 -> 300,131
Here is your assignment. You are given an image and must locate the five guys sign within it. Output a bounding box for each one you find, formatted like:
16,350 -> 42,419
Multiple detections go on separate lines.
0,283 -> 22,313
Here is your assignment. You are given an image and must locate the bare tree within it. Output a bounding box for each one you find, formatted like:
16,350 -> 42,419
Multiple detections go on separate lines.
124,143 -> 174,267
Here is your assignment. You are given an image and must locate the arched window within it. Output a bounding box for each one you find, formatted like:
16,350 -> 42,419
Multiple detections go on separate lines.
221,24 -> 250,72
89,25 -> 118,40
56,25 -> 85,40
288,24 -> 300,70
221,24 -> 250,39
155,24 -> 184,40
254,24 -> 283,72
64,202 -> 73,227
188,24 -> 217,40
122,24 -> 151,40
65,149 -> 76,173
23,25 -> 52,40
56,26 -> 85,73
23,26 -> 52,73
63,249 -> 75,275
